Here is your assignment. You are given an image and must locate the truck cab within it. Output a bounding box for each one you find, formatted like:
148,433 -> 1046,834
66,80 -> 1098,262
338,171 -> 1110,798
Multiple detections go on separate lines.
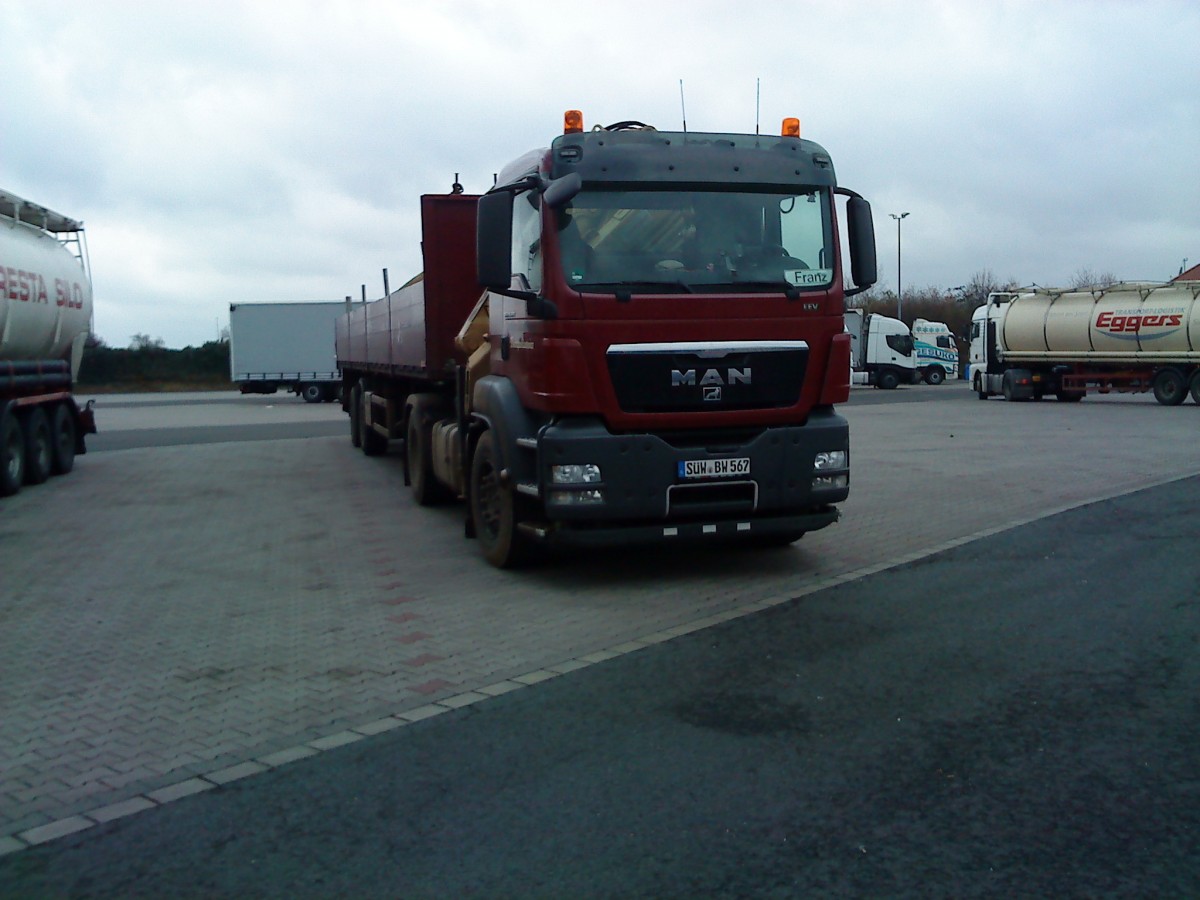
843,309 -> 915,389
912,318 -> 958,384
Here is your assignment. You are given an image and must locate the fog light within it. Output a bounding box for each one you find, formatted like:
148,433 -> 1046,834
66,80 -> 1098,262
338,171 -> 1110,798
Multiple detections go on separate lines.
548,489 -> 605,505
551,463 -> 602,484
814,450 -> 847,470
812,474 -> 848,490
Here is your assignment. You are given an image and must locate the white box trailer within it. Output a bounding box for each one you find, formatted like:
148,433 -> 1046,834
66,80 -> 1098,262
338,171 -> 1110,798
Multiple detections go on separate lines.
229,301 -> 344,402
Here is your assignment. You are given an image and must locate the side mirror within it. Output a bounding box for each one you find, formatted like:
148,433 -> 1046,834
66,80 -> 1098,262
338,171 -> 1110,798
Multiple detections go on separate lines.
846,196 -> 877,290
476,190 -> 514,290
542,172 -> 582,209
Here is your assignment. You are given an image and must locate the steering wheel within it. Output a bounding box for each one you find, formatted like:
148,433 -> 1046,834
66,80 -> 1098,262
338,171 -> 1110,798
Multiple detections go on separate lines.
737,244 -> 810,270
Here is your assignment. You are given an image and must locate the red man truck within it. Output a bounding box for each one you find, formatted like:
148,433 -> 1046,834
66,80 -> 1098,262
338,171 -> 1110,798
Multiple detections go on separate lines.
336,112 -> 877,566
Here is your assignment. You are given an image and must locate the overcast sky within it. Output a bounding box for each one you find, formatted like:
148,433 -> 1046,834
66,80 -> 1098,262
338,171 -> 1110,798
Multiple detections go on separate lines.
4,0 -> 1197,348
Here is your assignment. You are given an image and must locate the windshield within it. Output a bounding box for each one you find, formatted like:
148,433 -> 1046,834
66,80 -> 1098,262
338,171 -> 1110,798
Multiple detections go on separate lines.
555,188 -> 834,293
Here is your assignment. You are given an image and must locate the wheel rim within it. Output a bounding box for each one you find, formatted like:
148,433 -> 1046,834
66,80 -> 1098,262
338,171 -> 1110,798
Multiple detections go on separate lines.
476,457 -> 502,538
4,433 -> 20,483
1157,373 -> 1184,404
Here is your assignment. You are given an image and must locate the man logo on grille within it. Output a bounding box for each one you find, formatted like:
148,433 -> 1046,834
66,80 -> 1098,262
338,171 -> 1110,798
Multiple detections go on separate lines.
671,368 -> 752,386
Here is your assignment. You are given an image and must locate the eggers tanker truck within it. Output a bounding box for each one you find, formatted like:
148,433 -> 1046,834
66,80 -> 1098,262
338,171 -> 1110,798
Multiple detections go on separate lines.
336,111 -> 877,567
970,283 -> 1200,405
0,189 -> 95,497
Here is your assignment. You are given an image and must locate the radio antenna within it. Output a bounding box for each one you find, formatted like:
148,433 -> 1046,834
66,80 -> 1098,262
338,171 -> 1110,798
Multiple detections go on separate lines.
755,77 -> 761,135
679,79 -> 688,132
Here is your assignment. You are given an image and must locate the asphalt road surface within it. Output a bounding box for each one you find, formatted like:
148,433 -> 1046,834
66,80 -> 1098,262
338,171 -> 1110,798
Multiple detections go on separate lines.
2,473 -> 1195,899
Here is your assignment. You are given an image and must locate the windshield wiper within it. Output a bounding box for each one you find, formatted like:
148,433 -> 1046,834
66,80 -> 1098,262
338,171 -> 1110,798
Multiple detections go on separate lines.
585,281 -> 697,296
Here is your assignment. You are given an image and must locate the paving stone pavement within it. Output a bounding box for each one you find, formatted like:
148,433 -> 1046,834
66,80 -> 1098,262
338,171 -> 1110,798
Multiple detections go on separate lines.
1,390 -> 1197,850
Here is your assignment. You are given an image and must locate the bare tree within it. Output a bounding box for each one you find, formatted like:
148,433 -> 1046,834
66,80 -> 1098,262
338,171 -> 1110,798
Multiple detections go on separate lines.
129,333 -> 166,351
1070,268 -> 1118,290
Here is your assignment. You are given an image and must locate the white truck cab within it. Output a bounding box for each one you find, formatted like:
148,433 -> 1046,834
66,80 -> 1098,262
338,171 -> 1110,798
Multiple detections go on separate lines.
912,318 -> 958,384
844,309 -> 916,390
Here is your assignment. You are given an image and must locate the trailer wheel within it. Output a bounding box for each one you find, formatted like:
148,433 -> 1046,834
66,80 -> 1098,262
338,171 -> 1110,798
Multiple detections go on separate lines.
349,384 -> 362,448
1055,390 -> 1084,403
0,408 -> 25,497
49,403 -> 77,475
1190,371 -> 1200,404
405,398 -> 450,506
301,384 -> 324,403
1152,368 -> 1186,406
877,370 -> 899,391
22,408 -> 52,485
360,390 -> 388,456
470,430 -> 528,568
925,366 -> 945,386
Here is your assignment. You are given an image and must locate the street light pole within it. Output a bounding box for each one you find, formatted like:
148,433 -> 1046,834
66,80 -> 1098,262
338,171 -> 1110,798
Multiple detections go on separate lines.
890,212 -> 909,321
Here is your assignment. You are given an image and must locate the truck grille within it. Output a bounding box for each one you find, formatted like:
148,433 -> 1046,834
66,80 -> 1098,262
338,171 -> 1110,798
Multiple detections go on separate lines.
606,341 -> 808,413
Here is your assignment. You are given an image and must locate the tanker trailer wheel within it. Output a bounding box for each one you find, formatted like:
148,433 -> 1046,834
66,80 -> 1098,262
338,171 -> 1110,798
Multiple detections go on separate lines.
1190,371 -> 1200,404
22,408 -> 53,485
925,366 -> 945,386
0,408 -> 25,496
1152,368 -> 1186,406
49,403 -> 77,475
470,430 -> 529,568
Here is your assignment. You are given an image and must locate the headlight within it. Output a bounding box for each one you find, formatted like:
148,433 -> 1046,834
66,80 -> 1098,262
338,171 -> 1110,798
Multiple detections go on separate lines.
551,463 -> 602,484
814,450 -> 847,470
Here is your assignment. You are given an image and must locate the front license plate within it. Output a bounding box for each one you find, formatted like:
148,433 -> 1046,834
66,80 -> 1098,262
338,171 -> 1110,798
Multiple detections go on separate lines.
678,457 -> 751,479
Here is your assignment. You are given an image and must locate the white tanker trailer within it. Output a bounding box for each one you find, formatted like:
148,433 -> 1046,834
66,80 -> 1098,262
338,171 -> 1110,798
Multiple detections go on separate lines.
968,282 -> 1200,405
1,188 -> 96,496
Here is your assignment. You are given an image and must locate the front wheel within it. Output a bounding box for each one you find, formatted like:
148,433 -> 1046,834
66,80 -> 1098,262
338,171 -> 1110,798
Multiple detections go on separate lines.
925,366 -> 945,386
470,430 -> 529,568
876,370 -> 899,391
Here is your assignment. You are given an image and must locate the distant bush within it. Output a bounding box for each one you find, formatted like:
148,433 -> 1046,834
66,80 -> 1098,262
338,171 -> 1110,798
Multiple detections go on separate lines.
78,338 -> 232,390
